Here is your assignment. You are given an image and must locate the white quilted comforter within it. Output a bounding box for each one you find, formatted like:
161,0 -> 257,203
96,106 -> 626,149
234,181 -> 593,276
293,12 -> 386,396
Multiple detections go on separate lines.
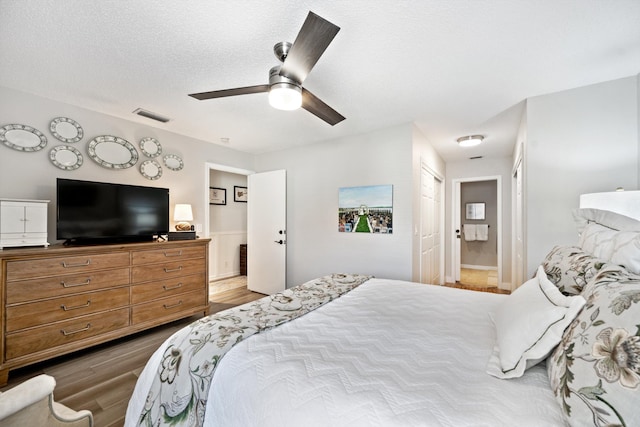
130,278 -> 566,426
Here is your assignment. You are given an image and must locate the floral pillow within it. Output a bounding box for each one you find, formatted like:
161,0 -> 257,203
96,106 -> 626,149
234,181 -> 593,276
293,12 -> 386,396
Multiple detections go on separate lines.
547,263 -> 640,426
542,245 -> 606,295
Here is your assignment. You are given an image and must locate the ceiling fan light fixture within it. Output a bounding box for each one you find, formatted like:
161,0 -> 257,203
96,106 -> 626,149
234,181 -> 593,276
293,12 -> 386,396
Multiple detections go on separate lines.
457,135 -> 484,147
268,82 -> 302,111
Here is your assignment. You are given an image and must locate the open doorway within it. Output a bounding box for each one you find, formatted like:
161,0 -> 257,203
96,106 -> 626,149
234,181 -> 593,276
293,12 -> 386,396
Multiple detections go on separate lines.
452,176 -> 502,290
204,163 -> 253,295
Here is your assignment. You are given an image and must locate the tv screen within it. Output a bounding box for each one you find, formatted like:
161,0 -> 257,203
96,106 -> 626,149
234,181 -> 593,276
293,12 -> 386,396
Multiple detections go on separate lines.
57,178 -> 169,243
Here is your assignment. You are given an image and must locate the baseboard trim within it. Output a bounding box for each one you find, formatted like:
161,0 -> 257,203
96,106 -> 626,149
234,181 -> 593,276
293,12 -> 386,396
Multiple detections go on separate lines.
461,264 -> 498,271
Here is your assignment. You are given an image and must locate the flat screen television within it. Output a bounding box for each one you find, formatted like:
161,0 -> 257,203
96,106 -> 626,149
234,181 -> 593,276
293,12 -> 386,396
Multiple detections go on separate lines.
57,178 -> 169,244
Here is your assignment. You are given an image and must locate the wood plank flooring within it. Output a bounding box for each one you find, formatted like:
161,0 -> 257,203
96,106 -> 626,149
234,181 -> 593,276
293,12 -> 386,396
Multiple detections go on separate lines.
0,286 -> 264,427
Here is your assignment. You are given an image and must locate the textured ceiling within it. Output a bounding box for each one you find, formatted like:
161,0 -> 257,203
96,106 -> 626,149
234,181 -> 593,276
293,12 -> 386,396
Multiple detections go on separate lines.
1,1 -> 639,162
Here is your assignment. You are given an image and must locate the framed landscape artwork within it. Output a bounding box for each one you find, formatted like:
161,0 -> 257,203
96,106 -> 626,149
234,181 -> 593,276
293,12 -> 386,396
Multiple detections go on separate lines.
338,184 -> 393,233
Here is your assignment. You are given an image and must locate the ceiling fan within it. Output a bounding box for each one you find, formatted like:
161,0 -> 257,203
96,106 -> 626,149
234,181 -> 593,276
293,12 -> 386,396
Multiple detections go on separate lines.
188,11 -> 345,126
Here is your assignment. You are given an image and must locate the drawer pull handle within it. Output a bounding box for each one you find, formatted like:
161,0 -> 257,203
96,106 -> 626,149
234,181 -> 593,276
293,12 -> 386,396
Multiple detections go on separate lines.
61,323 -> 91,336
163,282 -> 183,291
62,259 -> 91,268
61,279 -> 91,288
163,300 -> 183,309
61,300 -> 91,311
163,250 -> 183,257
164,266 -> 183,273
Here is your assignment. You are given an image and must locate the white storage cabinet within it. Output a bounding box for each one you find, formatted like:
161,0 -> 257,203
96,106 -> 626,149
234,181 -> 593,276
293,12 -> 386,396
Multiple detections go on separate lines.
0,199 -> 49,249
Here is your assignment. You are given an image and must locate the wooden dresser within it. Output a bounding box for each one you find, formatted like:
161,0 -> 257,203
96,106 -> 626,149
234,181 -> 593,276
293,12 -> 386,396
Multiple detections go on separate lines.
0,239 -> 210,385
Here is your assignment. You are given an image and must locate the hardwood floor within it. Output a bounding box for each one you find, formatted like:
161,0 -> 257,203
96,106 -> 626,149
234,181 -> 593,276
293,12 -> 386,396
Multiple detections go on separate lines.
0,285 -> 263,427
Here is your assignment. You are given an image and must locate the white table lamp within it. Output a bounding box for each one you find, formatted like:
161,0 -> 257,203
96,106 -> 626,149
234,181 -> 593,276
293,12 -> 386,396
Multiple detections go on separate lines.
174,204 -> 193,231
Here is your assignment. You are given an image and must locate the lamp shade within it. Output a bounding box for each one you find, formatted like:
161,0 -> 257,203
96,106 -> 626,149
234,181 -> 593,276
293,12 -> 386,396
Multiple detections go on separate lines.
173,204 -> 193,221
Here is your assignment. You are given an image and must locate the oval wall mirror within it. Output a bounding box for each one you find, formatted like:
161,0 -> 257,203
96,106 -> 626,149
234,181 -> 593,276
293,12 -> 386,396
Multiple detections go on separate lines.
140,159 -> 162,180
0,124 -> 48,152
139,137 -> 162,157
50,117 -> 84,143
49,145 -> 83,170
87,135 -> 139,169
163,154 -> 184,171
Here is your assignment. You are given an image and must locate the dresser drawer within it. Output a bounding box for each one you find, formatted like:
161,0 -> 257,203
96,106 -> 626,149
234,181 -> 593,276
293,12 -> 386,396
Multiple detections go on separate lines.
132,273 -> 205,304
131,258 -> 205,283
6,268 -> 130,304
5,308 -> 129,360
132,290 -> 206,325
6,288 -> 130,332
132,245 -> 205,265
6,252 -> 130,281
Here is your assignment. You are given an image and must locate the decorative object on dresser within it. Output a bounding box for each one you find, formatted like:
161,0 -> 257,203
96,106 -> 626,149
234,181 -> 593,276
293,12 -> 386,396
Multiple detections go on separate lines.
173,204 -> 193,231
168,231 -> 196,241
0,199 -> 49,250
0,239 -> 210,386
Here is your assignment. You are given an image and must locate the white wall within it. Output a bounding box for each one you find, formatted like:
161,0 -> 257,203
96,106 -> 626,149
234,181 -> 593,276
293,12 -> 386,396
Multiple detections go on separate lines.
524,76 -> 639,276
0,86 -> 255,248
208,170 -> 247,279
255,124 -> 416,287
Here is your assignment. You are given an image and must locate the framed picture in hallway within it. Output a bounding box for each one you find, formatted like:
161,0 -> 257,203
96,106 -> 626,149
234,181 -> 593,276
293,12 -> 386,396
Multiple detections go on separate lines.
338,184 -> 393,233
234,186 -> 247,203
209,187 -> 226,205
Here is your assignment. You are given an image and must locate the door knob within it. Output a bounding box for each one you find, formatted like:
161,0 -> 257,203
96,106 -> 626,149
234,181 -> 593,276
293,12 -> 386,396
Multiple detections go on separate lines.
274,239 -> 286,245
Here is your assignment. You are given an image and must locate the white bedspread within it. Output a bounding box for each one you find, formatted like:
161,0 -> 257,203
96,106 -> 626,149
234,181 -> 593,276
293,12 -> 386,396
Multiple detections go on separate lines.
208,279 -> 565,426
128,278 -> 567,426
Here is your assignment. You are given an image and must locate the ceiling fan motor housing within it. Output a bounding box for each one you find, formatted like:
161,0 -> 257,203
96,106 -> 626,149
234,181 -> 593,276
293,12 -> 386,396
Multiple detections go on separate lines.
273,41 -> 292,63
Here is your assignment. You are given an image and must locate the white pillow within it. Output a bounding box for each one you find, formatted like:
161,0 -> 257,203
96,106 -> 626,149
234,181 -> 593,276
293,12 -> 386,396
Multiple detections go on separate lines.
579,222 -> 640,275
486,266 -> 586,379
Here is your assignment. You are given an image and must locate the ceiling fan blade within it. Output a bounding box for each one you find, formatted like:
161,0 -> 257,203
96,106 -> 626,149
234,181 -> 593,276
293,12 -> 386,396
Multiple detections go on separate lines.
301,88 -> 345,126
189,84 -> 270,100
279,12 -> 340,84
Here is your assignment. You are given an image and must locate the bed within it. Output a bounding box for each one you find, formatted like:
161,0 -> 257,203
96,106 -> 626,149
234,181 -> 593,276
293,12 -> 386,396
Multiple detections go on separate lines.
125,208 -> 640,427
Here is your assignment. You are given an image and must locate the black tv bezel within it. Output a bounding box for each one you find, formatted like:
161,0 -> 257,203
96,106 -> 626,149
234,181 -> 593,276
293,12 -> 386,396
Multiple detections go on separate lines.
56,178 -> 170,245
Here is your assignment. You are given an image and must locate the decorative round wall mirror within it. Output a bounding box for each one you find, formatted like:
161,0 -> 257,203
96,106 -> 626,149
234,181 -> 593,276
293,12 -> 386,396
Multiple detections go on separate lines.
49,145 -> 83,170
140,159 -> 162,180
139,137 -> 162,157
87,135 -> 139,169
50,117 -> 84,143
0,124 -> 48,152
163,154 -> 184,171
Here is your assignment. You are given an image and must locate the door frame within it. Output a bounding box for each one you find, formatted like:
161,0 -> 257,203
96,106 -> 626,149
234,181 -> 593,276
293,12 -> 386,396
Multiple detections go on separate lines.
204,162 -> 255,281
451,175 -> 502,287
419,159 -> 445,285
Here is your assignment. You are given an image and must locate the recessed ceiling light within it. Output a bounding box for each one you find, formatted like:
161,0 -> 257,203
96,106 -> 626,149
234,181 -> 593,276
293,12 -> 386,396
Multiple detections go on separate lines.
457,135 -> 484,147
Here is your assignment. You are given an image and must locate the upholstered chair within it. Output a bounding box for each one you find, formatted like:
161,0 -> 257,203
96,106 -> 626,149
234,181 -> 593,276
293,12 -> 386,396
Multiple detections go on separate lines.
0,374 -> 93,426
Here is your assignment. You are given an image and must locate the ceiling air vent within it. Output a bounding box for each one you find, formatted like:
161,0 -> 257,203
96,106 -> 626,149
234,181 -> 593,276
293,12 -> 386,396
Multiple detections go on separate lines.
132,108 -> 170,123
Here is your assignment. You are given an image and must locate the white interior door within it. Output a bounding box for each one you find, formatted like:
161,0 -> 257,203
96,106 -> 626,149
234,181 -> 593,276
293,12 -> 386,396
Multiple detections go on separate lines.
247,169 -> 286,294
420,166 -> 443,285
